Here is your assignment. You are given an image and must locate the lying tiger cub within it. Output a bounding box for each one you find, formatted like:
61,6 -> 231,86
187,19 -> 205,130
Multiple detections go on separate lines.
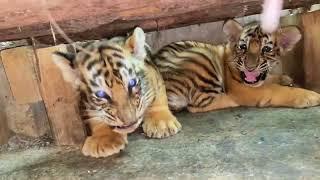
53,27 -> 181,158
153,19 -> 320,113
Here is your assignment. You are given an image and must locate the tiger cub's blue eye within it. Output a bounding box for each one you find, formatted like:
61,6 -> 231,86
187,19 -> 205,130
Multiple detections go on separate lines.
95,90 -> 108,99
128,79 -> 137,88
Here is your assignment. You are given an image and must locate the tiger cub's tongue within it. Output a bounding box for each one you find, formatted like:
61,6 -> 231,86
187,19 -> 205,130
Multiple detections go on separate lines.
244,70 -> 260,82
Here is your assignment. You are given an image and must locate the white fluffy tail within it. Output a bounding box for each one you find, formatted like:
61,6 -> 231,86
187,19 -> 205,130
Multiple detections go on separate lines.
261,0 -> 284,33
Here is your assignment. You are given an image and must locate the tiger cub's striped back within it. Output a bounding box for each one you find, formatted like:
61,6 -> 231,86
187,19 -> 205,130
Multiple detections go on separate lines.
153,41 -> 226,111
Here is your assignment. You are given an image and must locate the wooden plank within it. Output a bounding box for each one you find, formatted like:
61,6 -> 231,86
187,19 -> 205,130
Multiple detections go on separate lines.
279,13 -> 304,86
0,0 -> 317,43
302,10 -> 320,92
0,47 -> 50,137
37,45 -> 85,145
1,47 -> 42,104
0,57 -> 11,144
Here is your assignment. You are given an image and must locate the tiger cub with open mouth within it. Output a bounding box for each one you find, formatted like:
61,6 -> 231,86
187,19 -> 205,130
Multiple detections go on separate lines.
153,19 -> 320,113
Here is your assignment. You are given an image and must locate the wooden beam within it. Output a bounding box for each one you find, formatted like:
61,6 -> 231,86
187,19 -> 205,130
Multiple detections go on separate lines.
0,0 -> 317,44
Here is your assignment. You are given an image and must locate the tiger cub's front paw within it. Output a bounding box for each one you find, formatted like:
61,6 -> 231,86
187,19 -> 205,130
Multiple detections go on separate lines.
293,90 -> 320,108
143,111 -> 181,139
82,133 -> 127,158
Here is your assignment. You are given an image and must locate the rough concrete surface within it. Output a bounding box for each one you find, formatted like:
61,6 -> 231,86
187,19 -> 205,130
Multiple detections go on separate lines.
0,107 -> 320,179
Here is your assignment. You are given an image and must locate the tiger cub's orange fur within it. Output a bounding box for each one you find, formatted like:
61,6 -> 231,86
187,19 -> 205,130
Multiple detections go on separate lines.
53,27 -> 181,158
153,19 -> 320,113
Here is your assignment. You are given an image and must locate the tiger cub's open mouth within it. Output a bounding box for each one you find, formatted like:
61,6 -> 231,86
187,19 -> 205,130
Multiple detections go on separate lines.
240,70 -> 267,85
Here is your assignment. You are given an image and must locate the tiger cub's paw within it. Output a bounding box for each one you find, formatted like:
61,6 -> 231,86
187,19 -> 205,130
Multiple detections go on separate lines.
82,133 -> 127,158
293,90 -> 320,108
280,75 -> 294,87
143,112 -> 181,139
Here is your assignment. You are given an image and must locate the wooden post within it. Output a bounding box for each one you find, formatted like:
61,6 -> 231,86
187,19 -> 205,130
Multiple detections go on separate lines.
37,45 -> 85,145
302,10 -> 320,92
0,47 -> 50,137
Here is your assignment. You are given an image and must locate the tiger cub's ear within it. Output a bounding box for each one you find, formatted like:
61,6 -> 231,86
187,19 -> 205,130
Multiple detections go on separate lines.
223,19 -> 243,43
125,27 -> 147,60
276,26 -> 301,55
52,51 -> 81,89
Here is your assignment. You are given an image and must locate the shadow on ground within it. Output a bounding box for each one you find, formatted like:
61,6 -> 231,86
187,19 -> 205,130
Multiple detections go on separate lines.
1,107 -> 320,179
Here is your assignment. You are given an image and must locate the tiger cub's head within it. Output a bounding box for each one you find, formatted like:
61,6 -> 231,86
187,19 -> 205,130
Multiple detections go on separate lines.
223,19 -> 301,87
53,27 -> 151,134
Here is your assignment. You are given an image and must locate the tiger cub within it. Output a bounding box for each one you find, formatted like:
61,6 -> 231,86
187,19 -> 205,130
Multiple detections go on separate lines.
53,27 -> 181,158
153,19 -> 320,113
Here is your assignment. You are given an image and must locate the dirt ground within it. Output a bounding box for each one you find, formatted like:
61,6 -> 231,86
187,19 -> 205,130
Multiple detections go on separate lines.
1,107 -> 320,179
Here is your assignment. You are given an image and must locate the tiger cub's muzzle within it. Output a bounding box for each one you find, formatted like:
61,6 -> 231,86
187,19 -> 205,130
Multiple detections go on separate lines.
111,102 -> 141,134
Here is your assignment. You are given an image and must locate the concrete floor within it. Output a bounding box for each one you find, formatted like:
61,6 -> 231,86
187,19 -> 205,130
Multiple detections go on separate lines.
1,107 -> 320,179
